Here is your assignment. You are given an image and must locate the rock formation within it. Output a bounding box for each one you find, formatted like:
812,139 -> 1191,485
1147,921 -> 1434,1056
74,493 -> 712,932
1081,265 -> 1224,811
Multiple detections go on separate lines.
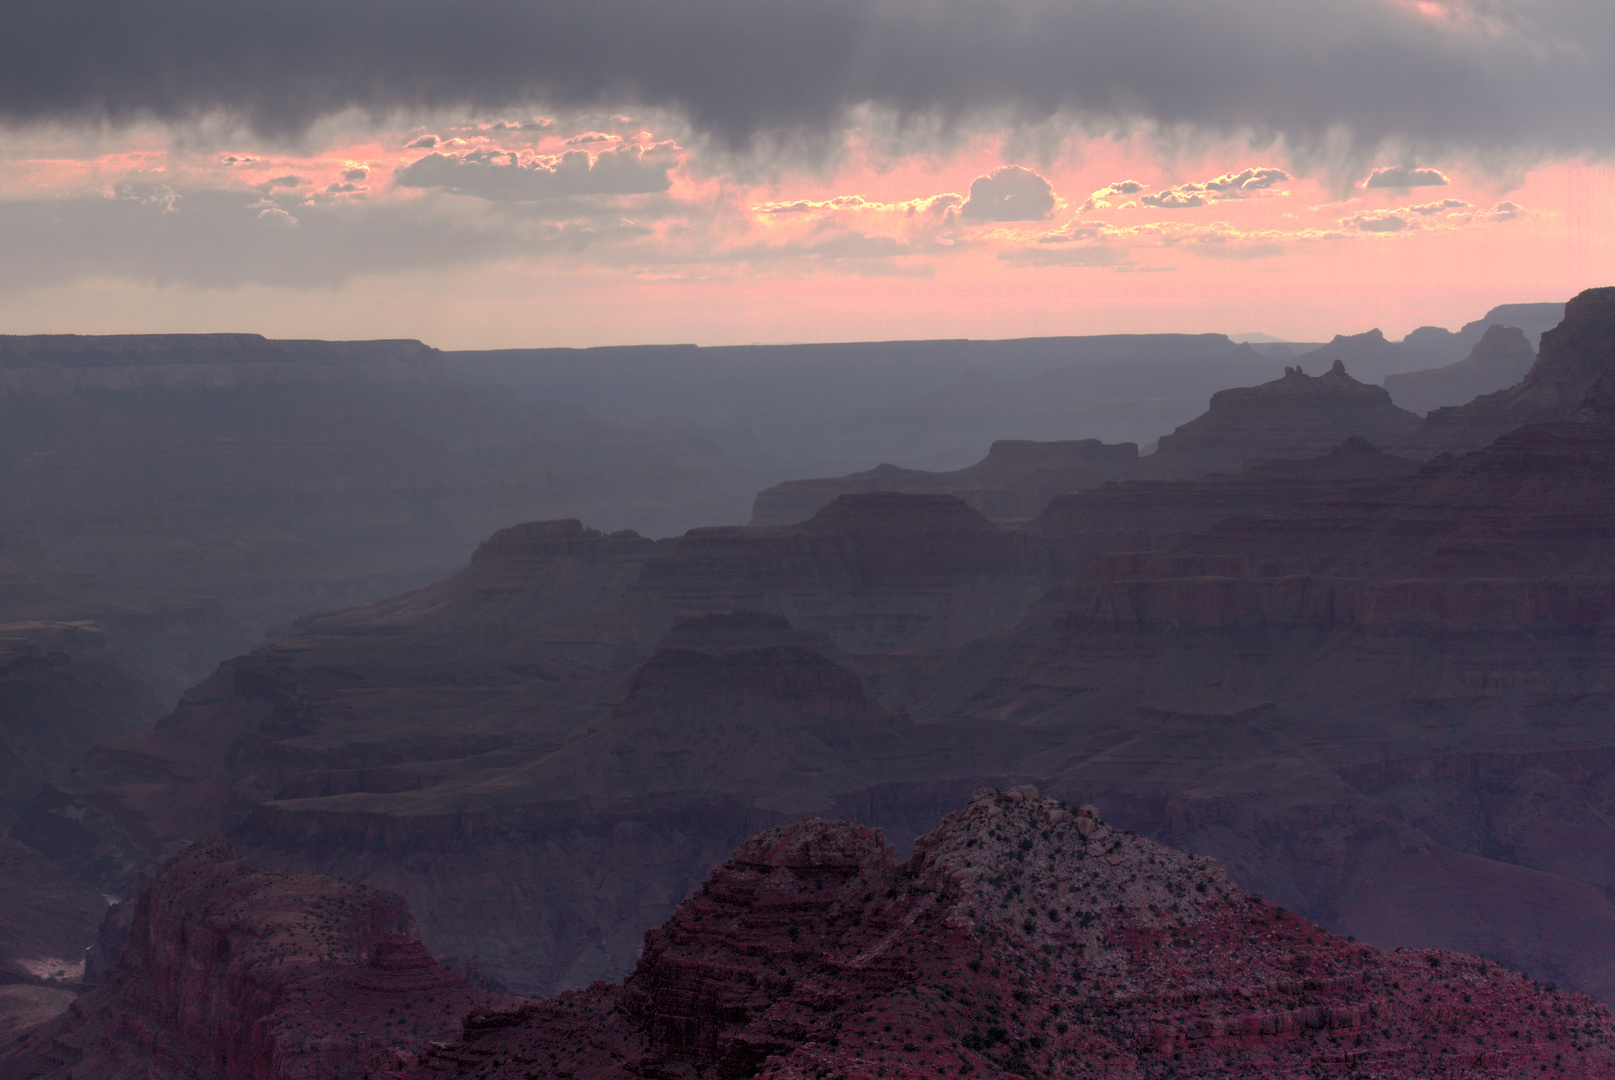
1140,360 -> 1422,477
750,438 -> 1139,525
408,791 -> 1615,1079
1287,328 -> 1442,384
921,339 -> 1615,1002
0,833 -> 508,1080
0,621 -> 163,817
637,493 -> 1056,652
1384,325 -> 1537,414
1031,437 -> 1418,578
1397,285 -> 1615,457
1402,301 -> 1565,359
16,550 -> 1064,994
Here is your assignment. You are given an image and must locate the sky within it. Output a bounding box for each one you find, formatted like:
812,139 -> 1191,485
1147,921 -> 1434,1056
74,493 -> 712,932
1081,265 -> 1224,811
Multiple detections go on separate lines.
1,0 -> 1613,348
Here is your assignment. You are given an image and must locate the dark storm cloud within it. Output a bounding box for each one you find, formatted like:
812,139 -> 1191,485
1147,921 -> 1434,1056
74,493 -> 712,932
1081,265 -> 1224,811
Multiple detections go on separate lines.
394,143 -> 677,201
2,1 -> 1614,159
960,166 -> 1055,221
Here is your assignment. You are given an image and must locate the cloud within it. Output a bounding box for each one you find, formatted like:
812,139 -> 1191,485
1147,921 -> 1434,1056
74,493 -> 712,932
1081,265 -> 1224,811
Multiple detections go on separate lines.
341,166 -> 369,182
406,135 -> 439,149
959,166 -> 1055,221
1140,189 -> 1207,209
1486,200 -> 1524,222
1364,165 -> 1449,188
3,0 -> 1614,164
999,244 -> 1126,268
1404,197 -> 1467,215
0,184 -> 649,293
754,192 -> 962,220
1136,165 -> 1289,209
1087,180 -> 1144,202
394,142 -> 678,201
1348,211 -> 1409,232
1190,235 -> 1285,259
1203,167 -> 1289,192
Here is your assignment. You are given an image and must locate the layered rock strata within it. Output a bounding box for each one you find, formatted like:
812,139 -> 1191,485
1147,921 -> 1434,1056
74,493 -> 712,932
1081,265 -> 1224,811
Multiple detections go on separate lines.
0,834 -> 506,1080
1030,437 -> 1418,578
636,493 -> 1056,653
919,347 -> 1615,1002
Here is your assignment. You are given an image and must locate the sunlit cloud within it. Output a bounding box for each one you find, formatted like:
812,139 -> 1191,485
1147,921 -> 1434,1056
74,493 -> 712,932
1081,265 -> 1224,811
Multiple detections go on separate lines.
1365,165 -> 1450,188
1131,166 -> 1291,210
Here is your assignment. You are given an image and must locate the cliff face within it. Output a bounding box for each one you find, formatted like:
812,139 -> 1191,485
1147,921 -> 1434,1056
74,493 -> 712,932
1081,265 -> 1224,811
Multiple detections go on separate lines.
750,438 -> 1139,525
0,834 -> 507,1080
1384,324 -> 1537,415
918,356 -> 1615,1002
21,562 -> 1064,995
1031,437 -> 1418,578
637,493 -> 1056,653
0,334 -> 443,392
1398,285 -> 1615,457
0,621 -> 163,816
0,335 -> 760,657
412,791 -> 1615,1079
1142,360 -> 1421,478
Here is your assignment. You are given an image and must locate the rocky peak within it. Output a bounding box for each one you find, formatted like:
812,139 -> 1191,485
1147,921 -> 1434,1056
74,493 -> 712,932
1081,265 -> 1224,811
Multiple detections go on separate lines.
413,789 -> 1615,1078
471,518 -> 657,563
1385,325 -> 1537,416
1,834 -> 508,1080
1143,360 -> 1420,477
1400,285 -> 1615,456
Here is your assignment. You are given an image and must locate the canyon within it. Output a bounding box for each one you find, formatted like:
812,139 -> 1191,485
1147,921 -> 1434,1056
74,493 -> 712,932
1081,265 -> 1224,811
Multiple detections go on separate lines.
2,292 -> 1605,1069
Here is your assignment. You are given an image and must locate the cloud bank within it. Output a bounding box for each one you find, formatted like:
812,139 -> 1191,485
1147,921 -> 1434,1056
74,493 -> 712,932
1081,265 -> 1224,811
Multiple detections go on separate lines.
395,143 -> 678,200
2,0 -> 1614,162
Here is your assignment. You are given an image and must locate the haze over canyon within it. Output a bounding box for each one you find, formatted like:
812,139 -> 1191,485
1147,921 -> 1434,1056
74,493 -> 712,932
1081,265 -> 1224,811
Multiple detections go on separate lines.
1,287 -> 1614,1079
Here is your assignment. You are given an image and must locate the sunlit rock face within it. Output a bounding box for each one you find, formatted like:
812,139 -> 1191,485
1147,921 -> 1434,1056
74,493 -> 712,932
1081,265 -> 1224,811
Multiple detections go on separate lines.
1140,359 -> 1421,478
401,791 -> 1615,1080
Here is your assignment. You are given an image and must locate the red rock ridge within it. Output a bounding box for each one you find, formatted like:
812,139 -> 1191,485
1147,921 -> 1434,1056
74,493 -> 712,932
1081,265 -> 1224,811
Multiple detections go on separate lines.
0,834 -> 508,1080
410,789 -> 1615,1079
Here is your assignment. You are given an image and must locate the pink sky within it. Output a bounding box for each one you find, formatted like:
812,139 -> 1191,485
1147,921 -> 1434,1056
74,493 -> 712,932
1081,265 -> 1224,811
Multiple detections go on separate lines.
0,115 -> 1608,348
